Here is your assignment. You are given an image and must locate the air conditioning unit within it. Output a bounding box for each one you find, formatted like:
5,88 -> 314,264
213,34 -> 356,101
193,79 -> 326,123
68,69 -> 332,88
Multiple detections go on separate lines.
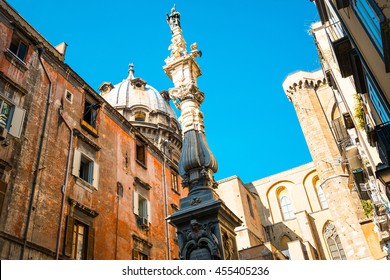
138,217 -> 149,228
0,126 -> 8,140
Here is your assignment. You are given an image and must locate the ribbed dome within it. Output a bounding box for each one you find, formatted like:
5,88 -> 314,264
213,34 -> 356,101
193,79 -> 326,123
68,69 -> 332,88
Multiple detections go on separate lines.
102,65 -> 177,119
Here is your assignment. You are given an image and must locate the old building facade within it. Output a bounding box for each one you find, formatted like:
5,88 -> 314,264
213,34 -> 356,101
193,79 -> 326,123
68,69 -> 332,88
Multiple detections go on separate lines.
218,0 -> 390,260
0,1 -> 184,260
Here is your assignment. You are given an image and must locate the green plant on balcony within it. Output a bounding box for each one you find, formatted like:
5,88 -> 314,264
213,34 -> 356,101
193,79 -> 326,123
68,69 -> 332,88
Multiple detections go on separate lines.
354,94 -> 365,129
361,199 -> 373,218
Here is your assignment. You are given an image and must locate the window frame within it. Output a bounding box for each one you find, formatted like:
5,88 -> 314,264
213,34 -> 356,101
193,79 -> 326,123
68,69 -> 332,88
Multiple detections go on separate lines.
0,96 -> 26,138
317,185 -> 329,209
171,172 -> 179,193
9,33 -> 28,62
72,149 -> 99,190
278,191 -> 295,221
135,140 -> 147,167
324,223 -> 347,260
64,205 -> 97,260
133,190 -> 151,228
71,219 -> 88,260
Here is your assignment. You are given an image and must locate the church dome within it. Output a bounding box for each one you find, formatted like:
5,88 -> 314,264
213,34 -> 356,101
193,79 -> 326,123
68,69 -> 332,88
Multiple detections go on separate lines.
100,64 -> 177,120
99,64 -> 182,164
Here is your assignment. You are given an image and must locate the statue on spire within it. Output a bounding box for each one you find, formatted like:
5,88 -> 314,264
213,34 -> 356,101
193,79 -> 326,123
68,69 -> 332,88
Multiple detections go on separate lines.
167,4 -> 181,31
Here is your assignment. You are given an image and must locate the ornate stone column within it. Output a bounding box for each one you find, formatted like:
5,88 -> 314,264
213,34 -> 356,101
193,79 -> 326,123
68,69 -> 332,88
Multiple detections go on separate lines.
164,5 -> 241,260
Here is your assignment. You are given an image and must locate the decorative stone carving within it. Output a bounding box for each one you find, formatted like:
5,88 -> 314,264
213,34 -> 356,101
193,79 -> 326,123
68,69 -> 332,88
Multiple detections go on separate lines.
166,4 -> 181,31
178,219 -> 221,260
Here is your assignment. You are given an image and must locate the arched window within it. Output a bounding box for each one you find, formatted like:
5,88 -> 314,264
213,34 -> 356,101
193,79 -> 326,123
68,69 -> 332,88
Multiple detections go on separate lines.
278,189 -> 295,220
324,223 -> 346,260
134,111 -> 146,122
317,185 -> 328,209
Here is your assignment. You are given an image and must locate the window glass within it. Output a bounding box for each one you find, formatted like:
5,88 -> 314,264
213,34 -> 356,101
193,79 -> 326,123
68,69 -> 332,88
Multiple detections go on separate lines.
136,142 -> 146,165
172,173 -> 178,192
0,99 -> 11,128
80,155 -> 94,184
72,221 -> 87,260
317,185 -> 328,209
280,193 -> 295,220
9,36 -> 28,61
324,223 -> 347,260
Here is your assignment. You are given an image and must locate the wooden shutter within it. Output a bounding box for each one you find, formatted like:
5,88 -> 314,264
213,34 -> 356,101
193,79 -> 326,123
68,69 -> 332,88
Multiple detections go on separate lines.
71,149 -> 81,177
133,190 -> 139,215
332,36 -> 353,78
92,162 -> 99,190
8,106 -> 25,138
64,215 -> 75,257
87,227 -> 95,260
350,49 -> 367,94
335,0 -> 350,10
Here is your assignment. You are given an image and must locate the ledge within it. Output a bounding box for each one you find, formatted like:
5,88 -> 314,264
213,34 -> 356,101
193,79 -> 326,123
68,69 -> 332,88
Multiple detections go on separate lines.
4,49 -> 28,72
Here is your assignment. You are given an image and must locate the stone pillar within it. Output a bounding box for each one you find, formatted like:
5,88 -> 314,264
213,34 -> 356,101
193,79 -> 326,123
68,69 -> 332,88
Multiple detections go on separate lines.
164,6 -> 241,260
283,71 -> 372,260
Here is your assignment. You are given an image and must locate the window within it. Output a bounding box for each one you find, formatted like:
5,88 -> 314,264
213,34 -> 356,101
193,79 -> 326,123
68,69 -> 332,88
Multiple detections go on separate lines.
317,185 -> 328,209
0,99 -> 11,128
134,111 -> 146,122
9,34 -> 28,61
171,173 -> 178,192
134,250 -> 149,260
71,220 -> 88,260
0,97 -> 25,138
278,189 -> 295,220
324,223 -> 346,260
72,149 -> 99,190
352,0 -> 390,71
136,141 -> 146,166
65,90 -> 73,103
133,190 -> 150,228
0,181 -> 7,220
64,201 -> 97,260
132,235 -> 152,260
247,194 -> 254,217
82,99 -> 99,129
80,154 -> 94,184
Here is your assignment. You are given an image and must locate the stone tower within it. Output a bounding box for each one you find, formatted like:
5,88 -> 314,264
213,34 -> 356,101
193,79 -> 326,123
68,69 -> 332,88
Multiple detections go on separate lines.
164,5 -> 241,260
283,70 -> 372,260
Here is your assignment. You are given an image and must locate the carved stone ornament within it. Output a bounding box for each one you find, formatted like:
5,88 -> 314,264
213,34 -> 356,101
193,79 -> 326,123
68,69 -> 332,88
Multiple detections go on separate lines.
223,233 -> 234,260
178,219 -> 221,260
166,4 -> 181,31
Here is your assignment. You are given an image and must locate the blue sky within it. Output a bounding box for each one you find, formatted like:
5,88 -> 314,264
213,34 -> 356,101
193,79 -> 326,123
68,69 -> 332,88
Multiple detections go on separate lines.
7,0 -> 321,183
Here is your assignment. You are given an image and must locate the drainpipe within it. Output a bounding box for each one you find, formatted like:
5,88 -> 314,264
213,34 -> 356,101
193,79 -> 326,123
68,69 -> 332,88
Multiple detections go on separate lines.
20,47 -> 52,259
55,109 -> 73,259
162,139 -> 171,260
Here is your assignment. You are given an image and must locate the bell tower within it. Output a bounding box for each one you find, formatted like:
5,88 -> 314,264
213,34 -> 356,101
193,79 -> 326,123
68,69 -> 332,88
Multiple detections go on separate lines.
164,5 -> 241,260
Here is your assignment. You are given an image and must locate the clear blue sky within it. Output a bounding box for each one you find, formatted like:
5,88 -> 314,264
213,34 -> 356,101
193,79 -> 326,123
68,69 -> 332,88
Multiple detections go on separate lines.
7,0 -> 321,183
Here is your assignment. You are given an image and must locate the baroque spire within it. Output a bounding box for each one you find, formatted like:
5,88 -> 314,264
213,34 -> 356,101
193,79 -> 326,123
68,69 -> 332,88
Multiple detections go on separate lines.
164,5 -> 217,192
